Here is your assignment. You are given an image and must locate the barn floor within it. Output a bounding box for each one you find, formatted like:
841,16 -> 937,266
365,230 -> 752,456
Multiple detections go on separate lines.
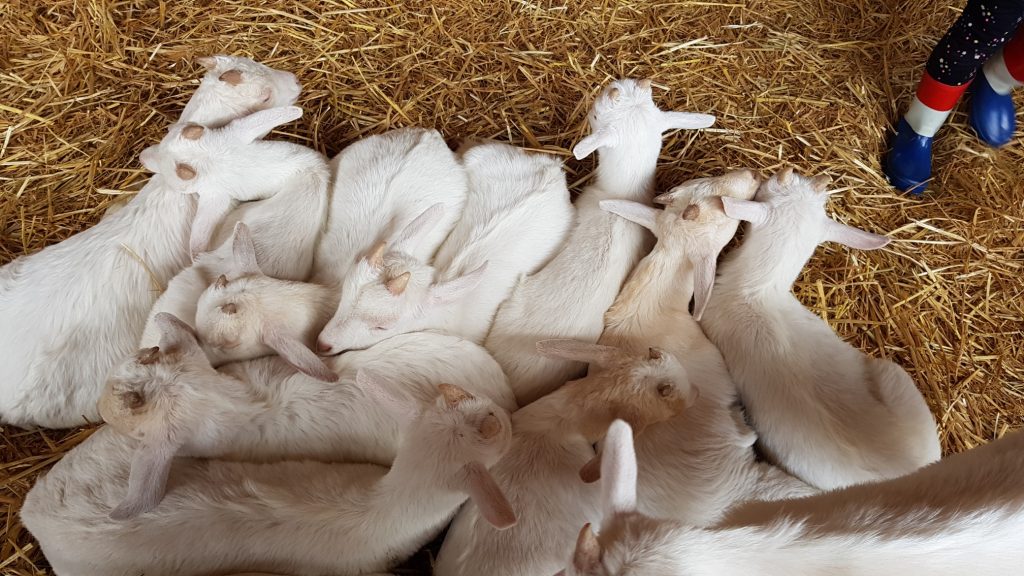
2,1 -> 1023,573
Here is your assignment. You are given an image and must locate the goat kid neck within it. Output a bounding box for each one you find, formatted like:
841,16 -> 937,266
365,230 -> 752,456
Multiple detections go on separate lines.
603,249 -> 695,345
721,220 -> 817,296
591,134 -> 661,201
514,383 -> 614,444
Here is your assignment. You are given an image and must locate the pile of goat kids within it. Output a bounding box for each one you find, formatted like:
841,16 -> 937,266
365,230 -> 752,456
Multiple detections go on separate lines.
3,55 -> 1022,576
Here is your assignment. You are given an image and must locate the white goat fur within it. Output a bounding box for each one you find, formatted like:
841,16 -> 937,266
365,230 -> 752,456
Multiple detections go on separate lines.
701,167 -> 940,490
317,140 -> 573,352
559,420 -> 1024,576
0,56 -> 301,428
597,170 -> 814,526
22,381 -> 517,576
136,106 -> 329,351
312,127 -> 467,300
97,313 -> 517,518
435,340 -> 696,576
484,79 -> 715,405
195,264 -> 337,379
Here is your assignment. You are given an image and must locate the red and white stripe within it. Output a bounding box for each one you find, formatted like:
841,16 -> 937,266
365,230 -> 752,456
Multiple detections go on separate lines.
983,32 -> 1024,95
904,72 -> 970,138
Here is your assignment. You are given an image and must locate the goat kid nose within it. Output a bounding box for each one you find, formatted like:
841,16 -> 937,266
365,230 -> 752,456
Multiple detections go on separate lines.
316,339 -> 333,355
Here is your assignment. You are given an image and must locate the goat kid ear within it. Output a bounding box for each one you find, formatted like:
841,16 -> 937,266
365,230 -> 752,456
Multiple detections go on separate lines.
139,145 -> 162,173
109,433 -> 181,520
229,222 -> 262,277
690,254 -> 717,322
572,128 -> 616,160
463,460 -> 517,529
720,196 -> 770,226
534,339 -> 624,368
599,200 -> 659,232
601,419 -> 638,518
154,313 -> 200,355
579,447 -> 602,484
392,203 -> 446,252
229,105 -> 303,143
660,111 -> 716,132
429,262 -> 487,305
353,369 -> 415,417
823,218 -> 890,250
262,325 -> 337,383
190,193 -> 235,260
573,523 -> 603,573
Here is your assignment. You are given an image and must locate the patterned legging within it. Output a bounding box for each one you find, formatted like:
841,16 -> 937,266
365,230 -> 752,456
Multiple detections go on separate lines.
925,0 -> 1024,85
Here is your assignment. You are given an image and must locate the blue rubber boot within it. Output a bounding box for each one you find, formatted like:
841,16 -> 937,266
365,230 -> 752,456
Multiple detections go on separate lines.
969,72 -> 1016,147
885,118 -> 932,195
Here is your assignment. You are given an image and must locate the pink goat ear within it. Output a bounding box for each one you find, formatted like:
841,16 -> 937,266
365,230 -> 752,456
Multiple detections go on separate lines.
109,432 -> 181,520
229,222 -> 262,277
660,111 -> 716,131
463,461 -> 517,529
823,219 -> 890,250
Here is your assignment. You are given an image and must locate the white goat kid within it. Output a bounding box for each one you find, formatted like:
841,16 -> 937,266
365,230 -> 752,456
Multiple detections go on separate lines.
559,420 -> 1024,576
97,312 -> 517,518
0,57 -> 300,428
596,170 -> 814,526
22,380 -> 517,576
312,127 -> 468,291
484,79 -> 715,405
137,107 -> 330,362
317,141 -> 573,352
435,340 -> 696,576
194,238 -> 337,378
701,167 -> 940,490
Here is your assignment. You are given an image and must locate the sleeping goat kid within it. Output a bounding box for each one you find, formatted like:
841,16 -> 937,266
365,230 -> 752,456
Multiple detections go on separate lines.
195,202 -> 456,376
136,106 -> 330,363
700,167 -> 940,490
557,420 -> 1024,576
596,170 -> 814,525
435,340 -> 697,576
312,127 -> 468,292
0,56 -> 300,428
484,79 -> 715,405
194,228 -> 337,378
316,141 -> 573,352
22,379 -> 516,576
97,312 -> 517,517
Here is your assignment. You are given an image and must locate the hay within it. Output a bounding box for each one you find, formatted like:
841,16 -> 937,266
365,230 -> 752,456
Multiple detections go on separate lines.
2,0 -> 1022,573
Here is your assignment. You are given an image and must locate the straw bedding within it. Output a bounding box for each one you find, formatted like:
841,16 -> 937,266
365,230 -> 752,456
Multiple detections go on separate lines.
2,0 -> 1022,573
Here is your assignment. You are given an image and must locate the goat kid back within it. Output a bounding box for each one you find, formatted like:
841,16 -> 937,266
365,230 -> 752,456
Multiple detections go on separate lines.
701,166 -> 940,490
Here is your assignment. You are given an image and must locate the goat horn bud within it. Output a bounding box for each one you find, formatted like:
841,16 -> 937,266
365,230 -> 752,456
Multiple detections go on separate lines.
214,275 -> 229,289
386,271 -> 411,296
648,347 -> 664,360
681,204 -> 700,221
181,124 -> 204,140
175,163 -> 196,180
221,303 -> 237,315
438,383 -> 474,408
367,242 -> 387,270
638,78 -> 653,90
123,391 -> 145,410
138,346 -> 160,365
479,414 -> 502,439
